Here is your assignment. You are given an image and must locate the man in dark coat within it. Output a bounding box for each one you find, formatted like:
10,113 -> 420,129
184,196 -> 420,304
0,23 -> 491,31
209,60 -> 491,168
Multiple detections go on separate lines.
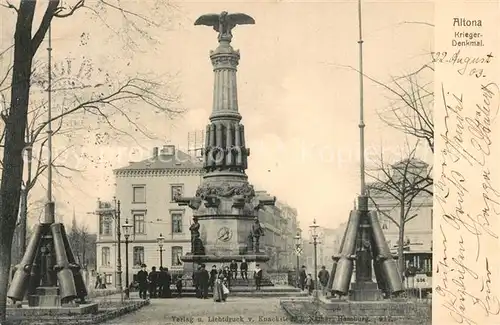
240,258 -> 248,280
137,264 -> 148,299
199,264 -> 210,299
318,265 -> 330,296
193,265 -> 202,298
148,266 -> 158,298
229,260 -> 238,279
163,267 -> 172,298
157,267 -> 166,297
176,274 -> 183,298
209,265 -> 218,291
299,265 -> 307,291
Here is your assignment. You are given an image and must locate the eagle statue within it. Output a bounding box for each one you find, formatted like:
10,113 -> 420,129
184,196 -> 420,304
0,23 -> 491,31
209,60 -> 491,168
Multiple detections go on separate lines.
194,11 -> 255,41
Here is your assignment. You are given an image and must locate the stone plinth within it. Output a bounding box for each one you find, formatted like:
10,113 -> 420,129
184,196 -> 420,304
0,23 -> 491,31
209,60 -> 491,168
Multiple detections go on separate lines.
349,282 -> 383,301
315,297 -> 431,324
8,302 -> 98,317
28,287 -> 61,307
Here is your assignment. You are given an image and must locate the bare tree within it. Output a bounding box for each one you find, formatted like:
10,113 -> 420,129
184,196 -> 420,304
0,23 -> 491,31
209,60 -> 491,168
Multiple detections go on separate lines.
366,140 -> 432,276
328,61 -> 434,153
0,0 -> 181,320
68,212 -> 95,269
377,64 -> 434,153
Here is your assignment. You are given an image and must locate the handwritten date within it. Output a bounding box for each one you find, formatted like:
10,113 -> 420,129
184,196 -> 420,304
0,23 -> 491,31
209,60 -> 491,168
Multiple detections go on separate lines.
431,50 -> 494,78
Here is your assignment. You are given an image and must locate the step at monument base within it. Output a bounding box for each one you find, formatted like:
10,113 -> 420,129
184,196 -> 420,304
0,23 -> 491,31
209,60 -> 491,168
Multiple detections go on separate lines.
28,287 -> 62,307
349,281 -> 383,301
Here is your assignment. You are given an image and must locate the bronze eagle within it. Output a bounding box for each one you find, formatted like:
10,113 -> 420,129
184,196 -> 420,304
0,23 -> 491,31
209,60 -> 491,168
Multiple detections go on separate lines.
194,11 -> 255,41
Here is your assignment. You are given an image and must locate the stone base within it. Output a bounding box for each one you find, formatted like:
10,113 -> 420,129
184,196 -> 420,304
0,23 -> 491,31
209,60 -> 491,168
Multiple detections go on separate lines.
316,297 -> 431,324
349,282 -> 383,301
7,302 -> 99,317
28,287 -> 61,307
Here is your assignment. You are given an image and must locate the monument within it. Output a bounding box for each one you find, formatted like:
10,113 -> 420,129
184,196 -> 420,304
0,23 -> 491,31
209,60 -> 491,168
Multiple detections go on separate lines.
175,12 -> 276,275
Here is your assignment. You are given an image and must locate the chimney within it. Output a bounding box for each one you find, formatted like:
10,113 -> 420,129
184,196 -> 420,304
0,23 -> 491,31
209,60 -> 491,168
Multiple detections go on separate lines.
160,145 -> 175,156
153,147 -> 159,158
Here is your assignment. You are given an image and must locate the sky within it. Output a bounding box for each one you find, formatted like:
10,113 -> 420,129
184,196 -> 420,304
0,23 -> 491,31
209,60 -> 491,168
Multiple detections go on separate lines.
0,0 -> 434,232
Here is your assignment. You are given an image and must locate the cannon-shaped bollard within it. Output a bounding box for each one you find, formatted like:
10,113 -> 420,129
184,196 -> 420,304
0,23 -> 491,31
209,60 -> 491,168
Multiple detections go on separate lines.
327,213 -> 350,293
369,211 -> 403,294
51,223 -> 77,301
61,224 -> 88,301
331,210 -> 361,295
8,224 -> 45,302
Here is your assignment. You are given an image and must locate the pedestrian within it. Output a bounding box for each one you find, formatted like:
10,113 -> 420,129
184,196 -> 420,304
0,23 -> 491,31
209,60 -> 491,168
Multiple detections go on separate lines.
254,264 -> 263,291
163,267 -> 172,298
240,258 -> 248,280
229,260 -> 238,279
148,266 -> 158,298
223,265 -> 231,289
213,269 -> 225,302
299,265 -> 307,291
176,275 -> 183,298
209,265 -> 218,291
137,264 -> 148,299
193,265 -> 202,298
157,267 -> 165,297
318,266 -> 330,296
95,273 -> 102,289
305,273 -> 314,295
199,264 -> 210,299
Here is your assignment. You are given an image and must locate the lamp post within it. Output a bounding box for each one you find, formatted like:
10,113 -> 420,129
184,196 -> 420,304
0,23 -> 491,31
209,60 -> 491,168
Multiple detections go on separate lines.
294,229 -> 302,289
157,233 -> 165,268
122,218 -> 133,299
309,219 -> 320,299
114,198 -> 123,303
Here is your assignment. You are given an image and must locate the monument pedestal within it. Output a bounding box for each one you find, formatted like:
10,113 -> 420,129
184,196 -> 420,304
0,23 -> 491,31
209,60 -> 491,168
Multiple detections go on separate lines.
349,282 -> 382,301
28,287 -> 61,307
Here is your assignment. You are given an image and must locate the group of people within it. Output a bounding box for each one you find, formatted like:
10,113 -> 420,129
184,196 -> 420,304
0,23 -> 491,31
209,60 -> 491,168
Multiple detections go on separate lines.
298,265 -> 330,296
192,262 -> 263,302
132,261 -> 263,301
94,273 -> 107,289
136,264 -> 183,299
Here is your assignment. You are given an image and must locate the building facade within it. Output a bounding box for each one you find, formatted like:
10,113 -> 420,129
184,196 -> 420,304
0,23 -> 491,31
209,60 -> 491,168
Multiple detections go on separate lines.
95,145 -> 203,286
95,145 -> 299,286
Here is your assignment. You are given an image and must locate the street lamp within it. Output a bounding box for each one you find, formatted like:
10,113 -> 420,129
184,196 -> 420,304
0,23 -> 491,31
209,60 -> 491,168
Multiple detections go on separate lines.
294,229 -> 302,289
157,233 -> 165,268
122,218 -> 133,299
309,219 -> 321,298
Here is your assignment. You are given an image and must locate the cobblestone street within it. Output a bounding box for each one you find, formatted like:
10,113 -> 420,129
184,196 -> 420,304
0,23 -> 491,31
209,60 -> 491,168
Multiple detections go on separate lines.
101,297 -> 293,325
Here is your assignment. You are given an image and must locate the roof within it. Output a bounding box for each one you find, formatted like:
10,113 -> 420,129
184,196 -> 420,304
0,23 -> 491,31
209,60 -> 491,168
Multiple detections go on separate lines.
113,147 -> 203,172
391,158 -> 428,170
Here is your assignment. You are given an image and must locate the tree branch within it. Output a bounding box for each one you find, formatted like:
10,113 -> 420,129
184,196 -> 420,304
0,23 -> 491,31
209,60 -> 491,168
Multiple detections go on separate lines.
31,0 -> 60,54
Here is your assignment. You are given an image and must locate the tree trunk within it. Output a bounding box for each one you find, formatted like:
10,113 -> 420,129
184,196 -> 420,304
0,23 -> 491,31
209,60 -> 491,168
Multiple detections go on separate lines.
0,1 -> 37,321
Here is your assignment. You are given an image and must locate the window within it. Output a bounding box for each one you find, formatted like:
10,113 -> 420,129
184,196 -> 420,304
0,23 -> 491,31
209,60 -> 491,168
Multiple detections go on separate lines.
104,273 -> 112,284
99,215 -> 112,235
381,212 -> 390,230
171,213 -> 183,233
133,246 -> 145,266
171,185 -> 183,201
101,247 -> 110,266
133,185 -> 146,203
172,246 -> 183,266
133,214 -> 145,234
